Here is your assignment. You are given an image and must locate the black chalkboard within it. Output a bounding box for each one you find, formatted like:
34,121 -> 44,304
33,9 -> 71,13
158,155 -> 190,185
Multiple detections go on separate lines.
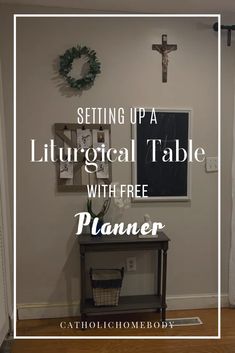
133,109 -> 191,201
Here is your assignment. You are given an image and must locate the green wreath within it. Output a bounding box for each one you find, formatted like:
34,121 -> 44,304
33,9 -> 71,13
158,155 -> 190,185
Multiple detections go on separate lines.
59,45 -> 101,90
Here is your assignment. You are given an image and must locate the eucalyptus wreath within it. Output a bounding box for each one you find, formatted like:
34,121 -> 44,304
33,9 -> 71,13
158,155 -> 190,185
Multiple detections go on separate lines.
59,45 -> 101,90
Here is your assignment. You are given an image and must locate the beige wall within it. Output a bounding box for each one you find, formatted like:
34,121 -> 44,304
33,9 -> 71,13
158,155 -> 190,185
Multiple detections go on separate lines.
0,4 -> 232,313
221,29 -> 235,292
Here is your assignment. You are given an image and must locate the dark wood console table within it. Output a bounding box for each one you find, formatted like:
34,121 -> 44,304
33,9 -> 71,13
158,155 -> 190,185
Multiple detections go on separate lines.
78,232 -> 170,322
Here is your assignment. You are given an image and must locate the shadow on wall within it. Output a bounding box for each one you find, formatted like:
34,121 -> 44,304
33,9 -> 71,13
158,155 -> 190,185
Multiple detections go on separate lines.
41,222 -> 80,318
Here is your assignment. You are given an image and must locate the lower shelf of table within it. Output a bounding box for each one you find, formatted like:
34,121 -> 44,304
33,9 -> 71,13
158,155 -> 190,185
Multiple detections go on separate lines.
83,294 -> 164,314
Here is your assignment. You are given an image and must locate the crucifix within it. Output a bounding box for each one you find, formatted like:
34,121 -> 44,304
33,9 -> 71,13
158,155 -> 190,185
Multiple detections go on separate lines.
152,34 -> 177,83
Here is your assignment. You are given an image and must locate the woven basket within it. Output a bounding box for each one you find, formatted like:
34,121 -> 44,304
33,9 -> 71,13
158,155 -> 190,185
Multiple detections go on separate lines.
90,268 -> 124,307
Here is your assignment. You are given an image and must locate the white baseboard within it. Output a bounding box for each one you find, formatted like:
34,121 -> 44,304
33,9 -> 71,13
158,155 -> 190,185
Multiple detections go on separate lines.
17,293 -> 229,320
166,293 -> 229,310
17,302 -> 80,320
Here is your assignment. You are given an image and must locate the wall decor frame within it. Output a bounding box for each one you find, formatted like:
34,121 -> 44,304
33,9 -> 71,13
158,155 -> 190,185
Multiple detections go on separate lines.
132,108 -> 192,201
54,123 -> 112,192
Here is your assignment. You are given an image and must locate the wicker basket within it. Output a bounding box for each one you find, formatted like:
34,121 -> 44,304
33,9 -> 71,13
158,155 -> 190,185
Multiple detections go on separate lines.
90,268 -> 124,307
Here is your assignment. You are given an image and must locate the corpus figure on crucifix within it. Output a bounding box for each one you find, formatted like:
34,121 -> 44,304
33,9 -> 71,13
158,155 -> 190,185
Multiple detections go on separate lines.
152,34 -> 177,83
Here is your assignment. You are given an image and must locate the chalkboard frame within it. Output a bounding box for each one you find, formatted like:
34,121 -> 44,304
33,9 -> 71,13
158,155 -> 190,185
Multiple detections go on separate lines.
132,108 -> 192,202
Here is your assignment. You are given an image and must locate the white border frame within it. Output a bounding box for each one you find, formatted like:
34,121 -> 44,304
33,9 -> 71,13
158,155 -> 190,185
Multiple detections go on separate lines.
13,13 -> 221,340
132,108 -> 192,202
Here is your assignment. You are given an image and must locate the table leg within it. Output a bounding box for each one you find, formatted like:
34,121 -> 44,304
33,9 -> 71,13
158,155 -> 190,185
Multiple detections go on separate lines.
157,249 -> 162,296
80,249 -> 86,328
161,249 -> 167,322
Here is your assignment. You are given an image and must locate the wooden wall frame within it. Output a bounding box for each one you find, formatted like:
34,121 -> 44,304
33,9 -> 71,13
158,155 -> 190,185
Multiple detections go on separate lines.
54,123 -> 112,192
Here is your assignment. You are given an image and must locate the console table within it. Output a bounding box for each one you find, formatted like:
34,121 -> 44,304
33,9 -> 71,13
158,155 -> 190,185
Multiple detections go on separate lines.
78,232 -> 170,323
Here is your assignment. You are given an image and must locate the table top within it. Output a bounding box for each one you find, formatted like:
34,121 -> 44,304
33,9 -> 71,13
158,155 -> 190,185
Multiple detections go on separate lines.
77,232 -> 170,245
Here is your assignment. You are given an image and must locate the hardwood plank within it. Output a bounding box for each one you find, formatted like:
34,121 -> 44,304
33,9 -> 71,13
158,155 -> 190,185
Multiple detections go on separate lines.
13,309 -> 235,353
16,308 -> 218,337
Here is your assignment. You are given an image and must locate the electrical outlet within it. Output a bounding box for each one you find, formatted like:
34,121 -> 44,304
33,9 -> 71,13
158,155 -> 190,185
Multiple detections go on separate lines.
126,257 -> 136,272
206,157 -> 218,172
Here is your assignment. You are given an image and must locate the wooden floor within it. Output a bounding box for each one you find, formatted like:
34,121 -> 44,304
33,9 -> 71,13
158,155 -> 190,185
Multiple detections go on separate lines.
13,308 -> 235,352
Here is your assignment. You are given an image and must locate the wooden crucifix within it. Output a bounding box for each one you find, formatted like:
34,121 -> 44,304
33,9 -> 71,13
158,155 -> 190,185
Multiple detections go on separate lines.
152,34 -> 177,83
